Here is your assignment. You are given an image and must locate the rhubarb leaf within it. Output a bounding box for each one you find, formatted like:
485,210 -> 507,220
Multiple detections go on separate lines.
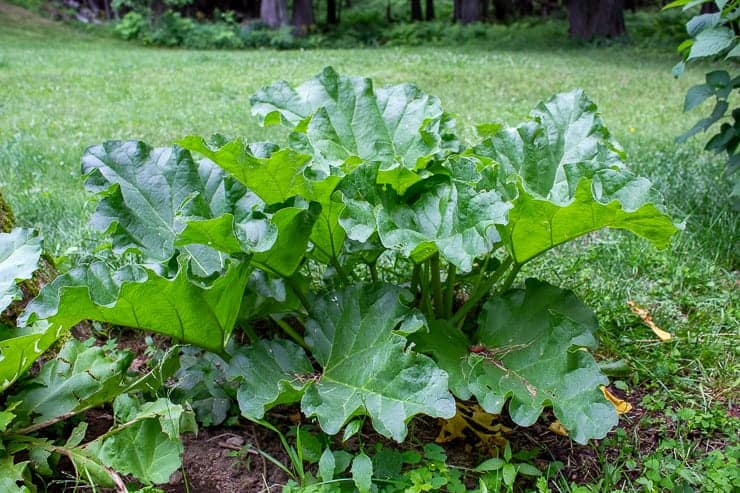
301,284 -> 455,441
20,260 -> 250,354
474,90 -> 677,264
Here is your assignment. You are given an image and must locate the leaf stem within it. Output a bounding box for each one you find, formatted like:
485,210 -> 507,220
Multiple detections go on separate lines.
368,262 -> 378,282
443,263 -> 457,319
451,256 -> 513,327
285,277 -> 311,313
419,261 -> 434,320
330,255 -> 352,285
499,262 -> 521,292
430,253 -> 443,318
411,263 -> 421,294
271,316 -> 309,351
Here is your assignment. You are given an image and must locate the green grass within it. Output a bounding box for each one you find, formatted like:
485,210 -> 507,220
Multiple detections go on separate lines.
0,2 -> 737,490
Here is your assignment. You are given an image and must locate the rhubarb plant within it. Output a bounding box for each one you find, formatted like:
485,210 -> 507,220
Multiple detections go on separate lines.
22,67 -> 678,444
1,229 -> 193,491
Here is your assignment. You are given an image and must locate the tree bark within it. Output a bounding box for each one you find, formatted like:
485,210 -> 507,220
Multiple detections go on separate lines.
411,0 -> 423,21
327,0 -> 338,24
261,0 -> 288,27
425,0 -> 435,20
0,190 -> 15,233
293,0 -> 314,33
492,0 -> 509,21
568,0 -> 626,40
458,0 -> 480,23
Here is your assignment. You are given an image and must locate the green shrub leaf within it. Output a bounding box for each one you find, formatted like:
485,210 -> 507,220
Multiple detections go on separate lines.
83,141 -> 263,276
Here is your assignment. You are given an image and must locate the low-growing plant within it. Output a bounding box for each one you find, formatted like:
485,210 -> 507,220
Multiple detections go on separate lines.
20,68 -> 677,454
0,228 -> 194,491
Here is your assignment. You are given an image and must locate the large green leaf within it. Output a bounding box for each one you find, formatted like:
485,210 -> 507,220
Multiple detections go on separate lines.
20,260 -> 250,354
229,339 -> 314,420
83,141 -> 269,276
412,280 -> 617,444
179,136 -> 345,268
301,284 -> 455,441
9,339 -> 133,424
474,90 -> 677,264
470,279 -> 616,444
87,395 -> 192,485
0,228 -> 42,313
250,66 -> 458,171
376,180 -> 509,272
0,321 -> 63,392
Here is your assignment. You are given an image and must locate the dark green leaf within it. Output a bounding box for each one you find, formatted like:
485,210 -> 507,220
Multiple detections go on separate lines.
688,27 -> 736,59
684,84 -> 714,112
468,279 -> 617,444
229,339 -> 313,420
301,284 -> 455,441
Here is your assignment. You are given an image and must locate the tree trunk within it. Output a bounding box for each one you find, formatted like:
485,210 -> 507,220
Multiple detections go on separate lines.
327,0 -> 338,24
481,0 -> 489,21
459,0 -> 480,23
261,0 -> 288,27
293,0 -> 314,33
492,0 -> 509,21
425,0 -> 435,20
0,190 -> 15,233
453,0 -> 462,21
568,0 -> 626,40
411,0 -> 423,21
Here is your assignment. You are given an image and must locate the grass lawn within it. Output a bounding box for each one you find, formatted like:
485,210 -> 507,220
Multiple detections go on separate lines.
0,1 -> 737,490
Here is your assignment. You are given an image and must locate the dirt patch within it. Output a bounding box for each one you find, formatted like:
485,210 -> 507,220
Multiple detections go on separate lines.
163,424 -> 290,493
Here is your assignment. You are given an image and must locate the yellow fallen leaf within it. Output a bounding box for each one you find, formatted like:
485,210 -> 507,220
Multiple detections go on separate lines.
600,385 -> 633,414
436,413 -> 468,443
436,402 -> 510,452
548,420 -> 568,437
627,300 -> 672,341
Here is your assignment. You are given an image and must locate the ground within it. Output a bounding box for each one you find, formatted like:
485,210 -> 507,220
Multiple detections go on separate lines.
0,1 -> 737,491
